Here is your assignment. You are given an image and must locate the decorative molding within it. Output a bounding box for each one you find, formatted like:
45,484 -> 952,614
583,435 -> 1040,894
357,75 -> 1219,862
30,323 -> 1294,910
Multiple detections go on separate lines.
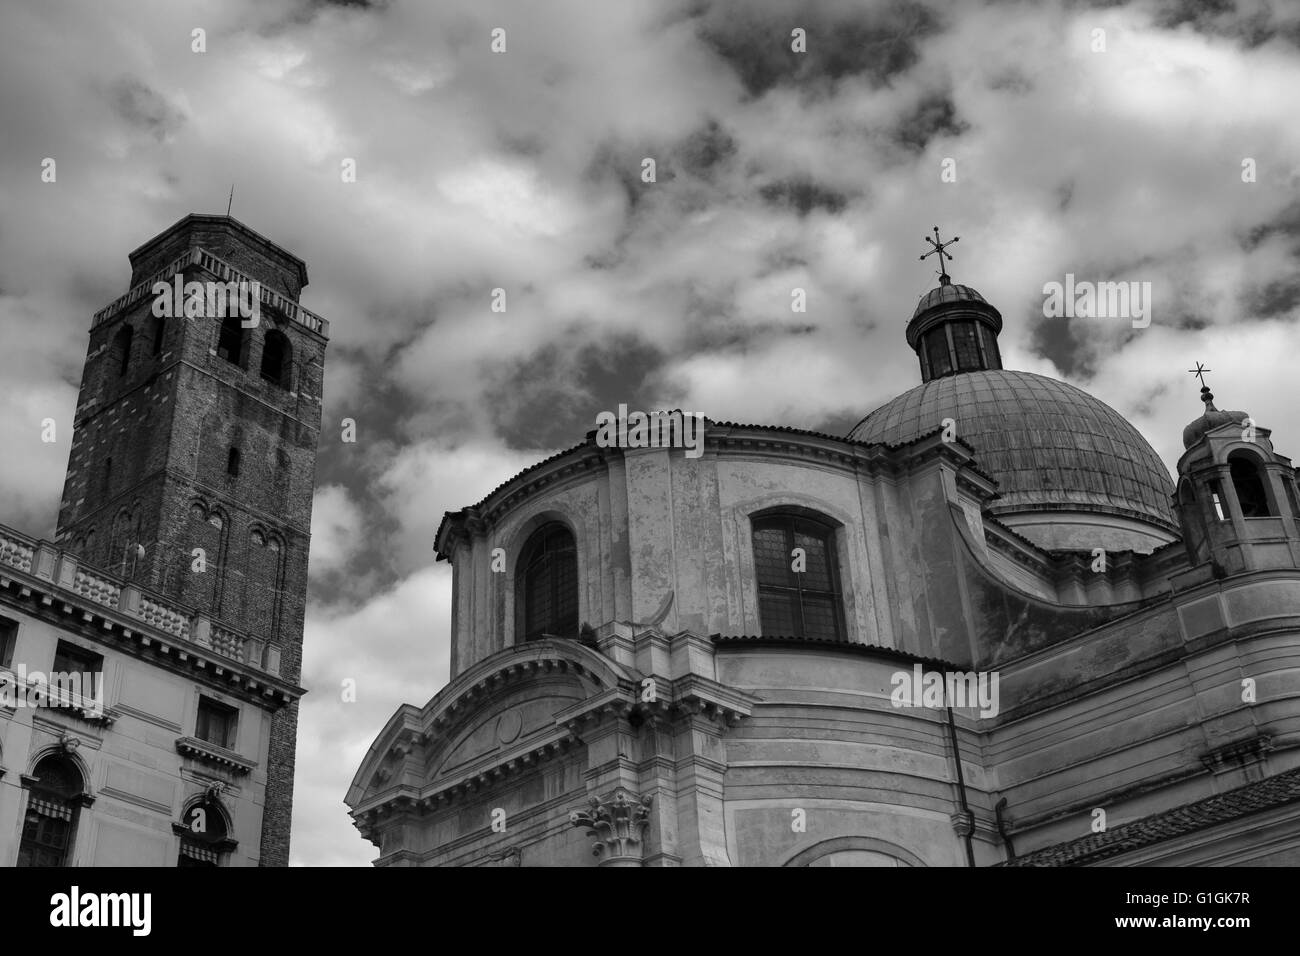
485,846 -> 521,867
175,736 -> 257,775
950,809 -> 975,838
569,788 -> 654,867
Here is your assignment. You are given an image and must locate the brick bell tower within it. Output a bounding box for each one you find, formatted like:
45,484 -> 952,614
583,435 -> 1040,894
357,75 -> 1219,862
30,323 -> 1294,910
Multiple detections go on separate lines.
55,214 -> 330,866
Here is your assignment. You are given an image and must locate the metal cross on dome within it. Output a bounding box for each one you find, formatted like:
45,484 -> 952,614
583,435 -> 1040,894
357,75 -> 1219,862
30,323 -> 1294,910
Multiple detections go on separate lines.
1188,362 -> 1212,388
920,226 -> 959,285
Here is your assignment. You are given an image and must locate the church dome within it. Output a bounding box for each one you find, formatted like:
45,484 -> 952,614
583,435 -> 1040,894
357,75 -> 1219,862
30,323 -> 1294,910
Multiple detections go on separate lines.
911,282 -> 988,320
847,369 -> 1178,534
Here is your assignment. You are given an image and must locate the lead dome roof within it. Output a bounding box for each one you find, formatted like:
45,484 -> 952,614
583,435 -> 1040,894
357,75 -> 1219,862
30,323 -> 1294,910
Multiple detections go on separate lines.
847,369 -> 1177,530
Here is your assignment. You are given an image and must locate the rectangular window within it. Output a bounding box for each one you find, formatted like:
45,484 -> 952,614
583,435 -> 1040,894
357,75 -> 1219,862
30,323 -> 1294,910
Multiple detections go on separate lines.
951,322 -> 981,371
978,323 -> 1001,368
196,697 -> 238,750
924,331 -> 953,378
49,641 -> 103,708
52,641 -> 102,678
0,616 -> 16,669
752,515 -> 845,641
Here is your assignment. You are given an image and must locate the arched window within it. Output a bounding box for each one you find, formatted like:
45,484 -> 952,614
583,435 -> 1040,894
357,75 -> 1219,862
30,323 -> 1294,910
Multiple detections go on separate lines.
1230,454 -> 1271,517
112,324 -> 133,377
260,329 -> 292,388
216,315 -> 247,368
18,754 -> 85,867
752,511 -> 845,641
178,796 -> 231,867
517,523 -> 578,641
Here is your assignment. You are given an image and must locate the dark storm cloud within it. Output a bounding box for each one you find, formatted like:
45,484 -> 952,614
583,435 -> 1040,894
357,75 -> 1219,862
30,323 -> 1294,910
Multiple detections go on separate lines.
1242,200 -> 1300,251
987,67 -> 1033,94
758,177 -> 848,216
892,92 -> 968,152
1055,181 -> 1075,212
696,0 -> 939,97
583,140 -> 654,215
1168,311 -> 1212,331
1153,0 -> 1234,30
575,335 -> 667,409
1151,0 -> 1300,48
482,343 -> 586,448
479,333 -> 667,449
757,248 -> 809,275
1245,277 -> 1300,318
109,78 -> 185,140
1030,314 -> 1088,378
676,119 -> 738,178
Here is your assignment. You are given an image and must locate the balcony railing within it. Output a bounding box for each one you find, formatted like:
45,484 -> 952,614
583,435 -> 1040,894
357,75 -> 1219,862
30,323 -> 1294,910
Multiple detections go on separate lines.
91,247 -> 329,338
0,525 -> 281,678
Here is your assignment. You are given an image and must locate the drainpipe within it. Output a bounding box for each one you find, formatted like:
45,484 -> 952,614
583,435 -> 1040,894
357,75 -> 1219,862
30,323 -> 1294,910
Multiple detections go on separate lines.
995,797 -> 1015,860
946,706 -> 976,867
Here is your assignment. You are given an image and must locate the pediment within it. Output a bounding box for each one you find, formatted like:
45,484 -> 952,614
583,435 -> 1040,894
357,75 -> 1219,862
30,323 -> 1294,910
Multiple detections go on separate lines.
440,694 -> 579,776
345,639 -> 639,813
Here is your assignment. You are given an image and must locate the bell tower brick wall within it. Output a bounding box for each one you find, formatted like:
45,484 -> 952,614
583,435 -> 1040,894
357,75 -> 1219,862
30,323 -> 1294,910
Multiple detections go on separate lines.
55,214 -> 329,866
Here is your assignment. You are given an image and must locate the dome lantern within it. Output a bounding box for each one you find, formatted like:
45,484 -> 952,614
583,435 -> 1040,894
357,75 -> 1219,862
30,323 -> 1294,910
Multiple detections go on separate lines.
908,228 -> 1004,382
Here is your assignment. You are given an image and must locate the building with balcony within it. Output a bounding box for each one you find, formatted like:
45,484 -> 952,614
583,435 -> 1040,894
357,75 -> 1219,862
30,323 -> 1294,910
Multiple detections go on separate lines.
0,214 -> 327,866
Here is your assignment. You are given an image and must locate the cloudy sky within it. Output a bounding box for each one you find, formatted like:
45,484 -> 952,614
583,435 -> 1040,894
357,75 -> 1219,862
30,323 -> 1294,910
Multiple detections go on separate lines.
1,0 -> 1298,865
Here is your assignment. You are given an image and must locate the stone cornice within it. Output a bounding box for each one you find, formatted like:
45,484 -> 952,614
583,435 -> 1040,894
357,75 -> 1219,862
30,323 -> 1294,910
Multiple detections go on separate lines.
174,736 -> 257,775
435,423 -> 997,561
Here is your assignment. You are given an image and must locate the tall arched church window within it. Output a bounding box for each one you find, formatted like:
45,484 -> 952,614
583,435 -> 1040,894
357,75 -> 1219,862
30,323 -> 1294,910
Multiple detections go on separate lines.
18,754 -> 86,867
517,523 -> 578,642
752,511 -> 845,641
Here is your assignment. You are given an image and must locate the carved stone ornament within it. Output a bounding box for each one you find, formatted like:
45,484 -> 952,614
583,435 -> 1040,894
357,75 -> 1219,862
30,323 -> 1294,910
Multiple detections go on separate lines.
58,732 -> 81,754
569,788 -> 653,867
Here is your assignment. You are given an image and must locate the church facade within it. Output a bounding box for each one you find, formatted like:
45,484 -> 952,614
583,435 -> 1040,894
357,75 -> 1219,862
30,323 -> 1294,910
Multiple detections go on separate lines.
0,215 -> 326,866
348,264 -> 1300,866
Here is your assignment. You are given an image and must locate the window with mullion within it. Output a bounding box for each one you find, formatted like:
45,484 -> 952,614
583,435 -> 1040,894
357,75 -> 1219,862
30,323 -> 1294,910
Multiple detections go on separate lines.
19,810 -> 72,867
518,523 -> 578,641
752,514 -> 844,641
951,322 -> 981,371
